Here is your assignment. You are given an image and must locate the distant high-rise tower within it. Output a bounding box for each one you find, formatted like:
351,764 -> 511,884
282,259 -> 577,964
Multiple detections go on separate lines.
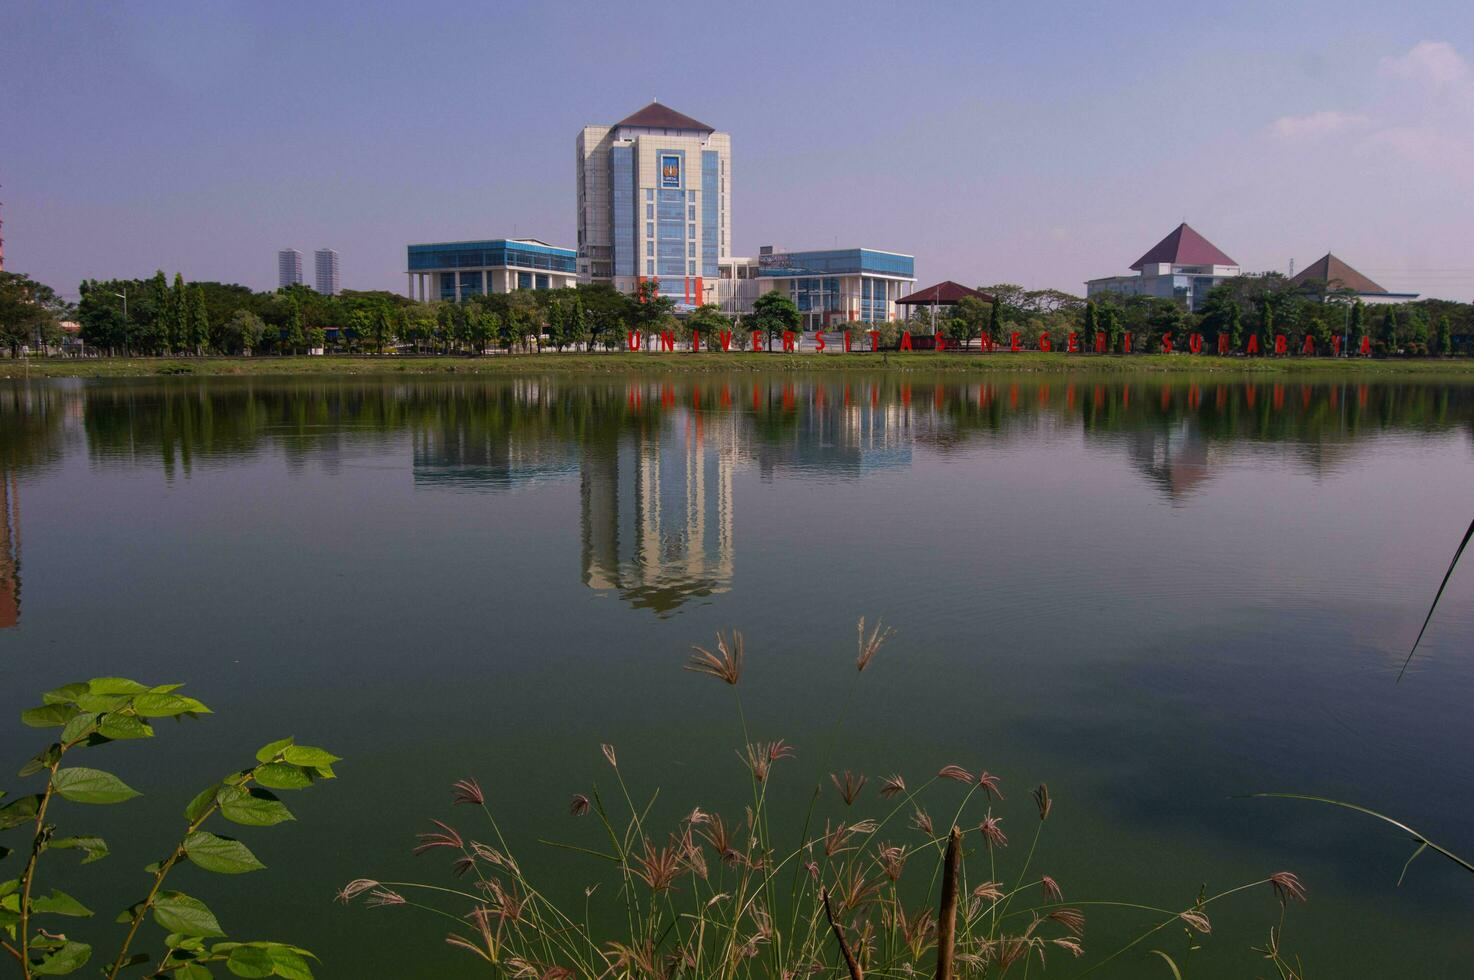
314,249 -> 340,295
278,248 -> 303,288
576,102 -> 731,304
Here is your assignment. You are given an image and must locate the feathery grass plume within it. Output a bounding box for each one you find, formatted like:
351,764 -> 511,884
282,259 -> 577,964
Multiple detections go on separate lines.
413,819 -> 464,855
740,739 -> 794,782
1041,875 -> 1063,902
972,881 -> 1004,902
880,773 -> 907,799
978,811 -> 1008,849
1032,783 -> 1052,821
938,764 -> 973,784
1048,908 -> 1085,937
568,793 -> 590,817
877,844 -> 908,882
687,628 -> 744,685
630,840 -> 683,892
365,888 -> 406,907
976,771 -> 1003,801
335,879 -> 380,903
855,616 -> 894,673
452,777 -> 484,806
910,808 -> 935,836
1271,871 -> 1307,905
1179,909 -> 1212,934
831,770 -> 868,806
600,743 -> 617,768
1051,937 -> 1085,958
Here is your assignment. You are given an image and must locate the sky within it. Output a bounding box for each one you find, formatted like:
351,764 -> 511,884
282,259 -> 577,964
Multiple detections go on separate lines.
4,0 -> 1473,302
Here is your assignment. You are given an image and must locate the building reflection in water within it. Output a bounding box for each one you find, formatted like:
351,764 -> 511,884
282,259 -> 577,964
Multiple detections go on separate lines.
581,407 -> 737,614
0,471 -> 19,629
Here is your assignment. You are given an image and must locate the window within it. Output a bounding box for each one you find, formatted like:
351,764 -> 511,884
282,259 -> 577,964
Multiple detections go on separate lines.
688,205 -> 696,221
688,223 -> 695,239
646,204 -> 654,220
517,272 -> 532,290
646,222 -> 654,238
689,261 -> 696,276
688,241 -> 695,258
646,260 -> 655,275
536,274 -> 549,290
647,240 -> 654,257
644,188 -> 653,201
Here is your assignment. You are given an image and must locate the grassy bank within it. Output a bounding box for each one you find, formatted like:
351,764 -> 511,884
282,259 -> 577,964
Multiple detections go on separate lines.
9,351 -> 1474,380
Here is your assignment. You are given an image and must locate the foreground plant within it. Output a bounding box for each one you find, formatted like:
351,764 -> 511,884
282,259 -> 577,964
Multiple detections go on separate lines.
344,622 -> 1302,976
0,677 -> 339,978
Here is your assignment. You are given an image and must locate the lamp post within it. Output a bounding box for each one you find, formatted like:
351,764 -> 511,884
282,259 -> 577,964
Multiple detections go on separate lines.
112,288 -> 128,356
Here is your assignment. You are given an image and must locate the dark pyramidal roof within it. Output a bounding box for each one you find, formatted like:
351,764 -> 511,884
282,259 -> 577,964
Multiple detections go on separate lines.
1290,253 -> 1387,294
615,101 -> 714,133
895,281 -> 997,305
1130,223 -> 1237,271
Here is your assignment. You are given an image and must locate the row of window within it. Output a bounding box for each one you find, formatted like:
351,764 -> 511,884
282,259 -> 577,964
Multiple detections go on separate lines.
409,246 -> 575,273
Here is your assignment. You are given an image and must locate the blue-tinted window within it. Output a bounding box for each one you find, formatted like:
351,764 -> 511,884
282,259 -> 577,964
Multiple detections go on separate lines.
459,271 -> 484,298
611,146 -> 636,278
536,274 -> 549,290
657,187 -> 685,278
407,240 -> 575,274
701,151 -> 718,278
646,260 -> 654,276
646,204 -> 654,220
517,272 -> 532,290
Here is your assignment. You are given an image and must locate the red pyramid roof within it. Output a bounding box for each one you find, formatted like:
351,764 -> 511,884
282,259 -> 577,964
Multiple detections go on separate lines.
1130,223 -> 1237,271
1290,253 -> 1387,294
895,281 -> 996,305
615,102 -> 714,132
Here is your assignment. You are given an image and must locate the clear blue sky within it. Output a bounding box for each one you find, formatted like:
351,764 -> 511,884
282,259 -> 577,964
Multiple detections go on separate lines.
5,0 -> 1473,300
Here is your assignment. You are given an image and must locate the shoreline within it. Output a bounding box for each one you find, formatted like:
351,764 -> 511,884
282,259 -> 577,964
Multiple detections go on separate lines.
8,352 -> 1474,380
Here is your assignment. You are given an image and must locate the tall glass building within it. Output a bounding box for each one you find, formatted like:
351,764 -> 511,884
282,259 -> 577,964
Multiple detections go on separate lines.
314,248 -> 340,296
405,239 -> 577,302
277,249 -> 303,288
577,102 -> 731,307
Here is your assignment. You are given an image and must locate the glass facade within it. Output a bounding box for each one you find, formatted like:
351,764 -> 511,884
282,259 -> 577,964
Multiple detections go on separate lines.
861,277 -> 889,322
611,146 -> 636,278
701,151 -> 718,278
656,148 -> 686,279
408,240 -> 576,274
757,248 -> 914,278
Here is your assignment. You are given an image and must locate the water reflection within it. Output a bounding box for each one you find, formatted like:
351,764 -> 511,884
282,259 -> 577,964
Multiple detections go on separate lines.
3,374 -> 1472,616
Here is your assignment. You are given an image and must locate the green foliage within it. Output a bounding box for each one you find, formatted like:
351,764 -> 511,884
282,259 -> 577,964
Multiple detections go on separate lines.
0,272 -> 66,356
750,290 -> 800,347
0,679 -> 338,979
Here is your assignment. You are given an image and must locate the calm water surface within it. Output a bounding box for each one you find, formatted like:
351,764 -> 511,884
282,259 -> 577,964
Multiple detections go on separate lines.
2,373 -> 1473,977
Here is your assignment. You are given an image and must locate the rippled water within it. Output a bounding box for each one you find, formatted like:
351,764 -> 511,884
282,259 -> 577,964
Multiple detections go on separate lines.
2,373 -> 1472,977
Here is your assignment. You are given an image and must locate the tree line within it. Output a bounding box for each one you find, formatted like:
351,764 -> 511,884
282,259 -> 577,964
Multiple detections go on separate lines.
4,267 -> 1471,358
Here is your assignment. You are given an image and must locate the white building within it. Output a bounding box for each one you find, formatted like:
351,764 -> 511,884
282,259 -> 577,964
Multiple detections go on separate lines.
277,248 -> 303,288
577,102 -> 731,308
314,248 -> 340,296
405,239 -> 577,302
715,246 -> 916,329
1289,253 -> 1417,305
1086,223 -> 1240,311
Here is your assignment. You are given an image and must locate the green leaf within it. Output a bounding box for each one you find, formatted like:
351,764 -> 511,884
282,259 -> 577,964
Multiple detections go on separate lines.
152,892 -> 226,938
280,746 -> 339,768
51,767 -> 141,805
267,947 -> 313,980
21,703 -> 78,728
98,713 -> 155,740
42,682 -> 89,705
254,738 -> 294,764
252,764 -> 312,791
30,940 -> 91,975
224,946 -> 273,978
75,693 -> 131,714
183,831 -> 265,874
0,794 -> 43,829
30,888 -> 92,917
217,787 -> 293,828
87,677 -> 150,695
185,784 -> 221,823
175,964 -> 214,979
50,835 -> 109,864
60,711 -> 99,744
133,693 -> 212,718
116,900 -> 146,923
19,744 -> 61,777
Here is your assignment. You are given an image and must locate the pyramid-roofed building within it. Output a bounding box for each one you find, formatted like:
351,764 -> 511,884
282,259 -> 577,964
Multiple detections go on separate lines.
613,101 -> 715,134
1087,222 -> 1242,311
1290,253 -> 1417,304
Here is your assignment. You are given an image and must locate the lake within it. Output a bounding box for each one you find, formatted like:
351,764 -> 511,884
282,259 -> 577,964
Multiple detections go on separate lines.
2,372 -> 1473,977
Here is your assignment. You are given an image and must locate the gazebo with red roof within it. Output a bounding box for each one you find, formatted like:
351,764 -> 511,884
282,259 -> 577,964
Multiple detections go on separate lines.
895,280 -> 995,309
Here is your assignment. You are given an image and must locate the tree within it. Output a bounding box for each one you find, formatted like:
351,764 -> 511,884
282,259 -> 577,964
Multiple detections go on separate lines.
0,271 -> 63,356
286,301 -> 306,354
1226,303 -> 1243,350
750,291 -> 800,350
1349,299 -> 1365,346
187,285 -> 210,354
371,305 -> 396,354
1381,307 -> 1399,354
1258,300 -> 1274,351
954,295 -> 989,347
168,273 -> 188,355
1407,308 -> 1430,355
686,304 -> 730,350
545,299 -> 569,351
567,295 -> 590,351
1081,301 -> 1098,346
229,310 -> 264,354
986,298 -> 1002,346
307,324 -> 326,353
1437,315 -> 1454,356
